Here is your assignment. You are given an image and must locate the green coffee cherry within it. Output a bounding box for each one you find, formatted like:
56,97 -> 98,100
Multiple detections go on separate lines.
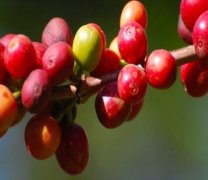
72,24 -> 104,72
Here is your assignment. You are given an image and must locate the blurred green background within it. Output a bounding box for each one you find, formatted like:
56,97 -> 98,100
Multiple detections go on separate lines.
1,0 -> 208,180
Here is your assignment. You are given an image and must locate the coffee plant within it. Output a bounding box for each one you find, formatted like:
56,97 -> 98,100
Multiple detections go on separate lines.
0,0 -> 207,177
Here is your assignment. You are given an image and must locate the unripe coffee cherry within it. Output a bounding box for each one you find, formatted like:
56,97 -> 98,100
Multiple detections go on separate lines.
0,85 -> 17,133
56,122 -> 89,175
118,21 -> 148,65
72,23 -> 105,72
117,64 -> 147,104
120,0 -> 147,29
193,11 -> 208,58
21,69 -> 52,113
42,17 -> 73,47
180,59 -> 208,97
95,82 -> 131,129
4,34 -> 37,79
145,49 -> 177,89
25,114 -> 61,160
180,0 -> 208,31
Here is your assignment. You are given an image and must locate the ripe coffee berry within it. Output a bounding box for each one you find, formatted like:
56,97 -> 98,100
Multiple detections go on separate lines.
117,64 -> 147,105
193,11 -> 208,58
180,59 -> 208,97
180,0 -> 208,31
4,34 -> 37,79
0,43 -> 7,83
127,100 -> 144,121
42,41 -> 74,85
21,69 -> 52,113
145,49 -> 177,89
118,21 -> 148,65
0,33 -> 16,47
32,42 -> 47,68
95,82 -> 131,129
42,17 -> 73,47
25,114 -> 61,160
120,0 -> 147,29
56,122 -> 89,175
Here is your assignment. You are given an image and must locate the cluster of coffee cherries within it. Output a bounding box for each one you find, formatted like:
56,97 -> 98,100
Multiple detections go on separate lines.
0,0 -> 208,176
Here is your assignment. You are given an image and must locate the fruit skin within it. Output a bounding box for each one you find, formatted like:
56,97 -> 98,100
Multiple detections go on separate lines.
4,34 -> 37,79
127,100 -> 144,121
72,23 -> 104,72
109,37 -> 121,59
42,17 -> 73,47
145,49 -> 177,89
32,42 -> 47,68
180,59 -> 208,97
117,64 -> 147,104
180,0 -> 208,32
0,43 -> 7,83
0,33 -> 16,47
56,122 -> 89,175
21,69 -> 52,113
95,82 -> 131,129
25,114 -> 61,160
0,84 -> 17,133
193,11 -> 208,58
120,0 -> 147,29
118,21 -> 147,65
90,48 -> 120,77
42,41 -> 74,85
177,15 -> 193,44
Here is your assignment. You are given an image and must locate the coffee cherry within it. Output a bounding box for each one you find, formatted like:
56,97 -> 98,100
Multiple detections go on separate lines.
42,41 -> 74,85
21,69 -> 52,113
0,85 -> 17,133
72,23 -> 105,72
56,122 -> 89,175
4,34 -> 37,79
109,37 -> 121,59
42,17 -> 73,47
120,0 -> 147,29
0,43 -> 7,83
32,42 -> 47,68
91,48 -> 120,77
180,0 -> 208,31
95,82 -> 131,129
145,49 -> 177,89
0,33 -> 16,47
25,114 -> 61,160
193,11 -> 208,58
117,64 -> 147,104
180,59 -> 208,97
177,15 -> 193,44
118,21 -> 148,65
127,100 -> 144,121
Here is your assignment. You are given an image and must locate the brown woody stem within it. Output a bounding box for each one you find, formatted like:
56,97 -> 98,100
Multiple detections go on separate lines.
52,45 -> 197,103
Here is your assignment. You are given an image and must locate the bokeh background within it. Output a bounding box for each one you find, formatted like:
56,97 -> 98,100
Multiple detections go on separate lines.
0,0 -> 208,180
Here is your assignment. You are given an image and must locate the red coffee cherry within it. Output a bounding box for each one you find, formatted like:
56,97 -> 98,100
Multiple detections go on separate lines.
193,11 -> 208,58
127,100 -> 144,121
177,15 -> 193,44
0,84 -> 18,134
0,33 -> 16,47
120,0 -> 147,29
95,82 -> 131,129
4,34 -> 37,79
117,64 -> 147,105
42,41 -> 74,85
145,49 -> 177,89
0,43 -> 7,83
180,59 -> 208,97
32,42 -> 47,68
118,21 -> 148,65
25,114 -> 61,160
91,48 -> 120,77
21,69 -> 52,113
180,0 -> 208,31
56,122 -> 89,175
42,17 -> 73,47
